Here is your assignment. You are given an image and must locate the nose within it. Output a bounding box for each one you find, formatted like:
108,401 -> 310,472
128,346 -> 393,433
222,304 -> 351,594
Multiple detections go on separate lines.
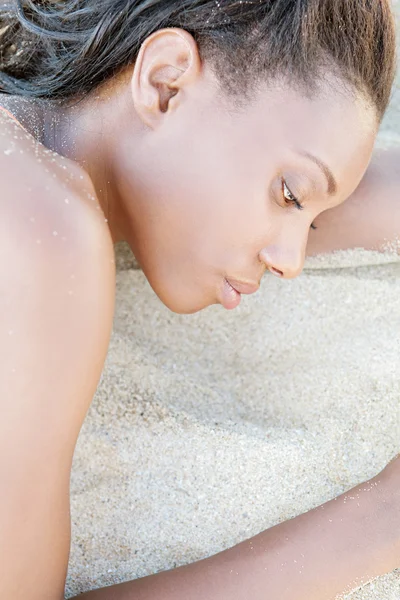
258,244 -> 306,280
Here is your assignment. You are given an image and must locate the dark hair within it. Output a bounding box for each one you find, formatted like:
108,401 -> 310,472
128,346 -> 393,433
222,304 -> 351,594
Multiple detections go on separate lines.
0,0 -> 397,120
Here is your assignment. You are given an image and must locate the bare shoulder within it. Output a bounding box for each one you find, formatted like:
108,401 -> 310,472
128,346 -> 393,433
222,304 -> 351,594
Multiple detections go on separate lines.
0,115 -> 116,406
0,113 -> 115,285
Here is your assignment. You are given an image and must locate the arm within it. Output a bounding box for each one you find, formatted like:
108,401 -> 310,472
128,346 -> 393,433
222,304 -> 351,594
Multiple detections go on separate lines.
307,147 -> 400,256
0,184 -> 115,599
72,460 -> 400,600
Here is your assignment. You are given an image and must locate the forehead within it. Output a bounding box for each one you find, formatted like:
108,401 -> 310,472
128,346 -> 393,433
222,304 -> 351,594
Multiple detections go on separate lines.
212,77 -> 378,197
225,78 -> 378,197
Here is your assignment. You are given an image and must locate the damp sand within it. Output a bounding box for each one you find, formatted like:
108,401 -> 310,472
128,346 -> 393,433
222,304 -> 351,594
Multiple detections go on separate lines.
66,11 -> 400,600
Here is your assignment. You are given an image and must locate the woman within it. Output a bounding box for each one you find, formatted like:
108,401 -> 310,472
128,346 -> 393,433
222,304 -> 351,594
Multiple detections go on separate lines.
0,1 -> 399,599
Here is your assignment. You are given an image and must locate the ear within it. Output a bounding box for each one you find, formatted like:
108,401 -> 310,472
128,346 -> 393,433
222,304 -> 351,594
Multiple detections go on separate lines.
131,28 -> 202,129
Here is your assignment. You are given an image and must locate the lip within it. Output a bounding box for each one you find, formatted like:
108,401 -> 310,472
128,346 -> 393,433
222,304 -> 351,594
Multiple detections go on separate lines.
226,278 -> 260,295
219,278 -> 260,311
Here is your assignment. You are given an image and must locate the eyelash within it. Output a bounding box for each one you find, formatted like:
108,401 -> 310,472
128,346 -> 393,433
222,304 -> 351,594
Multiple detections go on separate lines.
281,178 -> 317,230
282,178 -> 303,210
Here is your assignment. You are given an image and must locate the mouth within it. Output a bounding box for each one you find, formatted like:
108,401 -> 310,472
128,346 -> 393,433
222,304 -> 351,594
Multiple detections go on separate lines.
220,278 -> 260,310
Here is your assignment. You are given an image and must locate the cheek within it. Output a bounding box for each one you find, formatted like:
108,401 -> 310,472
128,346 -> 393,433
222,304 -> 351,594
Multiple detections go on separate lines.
142,179 -> 264,295
140,118 -> 275,271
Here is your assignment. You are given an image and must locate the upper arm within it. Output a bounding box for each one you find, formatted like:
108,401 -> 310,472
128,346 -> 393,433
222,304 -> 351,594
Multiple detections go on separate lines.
0,182 -> 115,599
306,148 -> 400,256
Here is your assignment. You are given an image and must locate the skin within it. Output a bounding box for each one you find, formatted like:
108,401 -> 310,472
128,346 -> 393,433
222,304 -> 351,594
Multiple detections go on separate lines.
0,28 -> 399,600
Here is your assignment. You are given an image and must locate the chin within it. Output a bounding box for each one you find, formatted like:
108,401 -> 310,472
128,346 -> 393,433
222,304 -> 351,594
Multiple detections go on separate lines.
159,294 -> 213,315
142,264 -> 215,314
152,283 -> 214,315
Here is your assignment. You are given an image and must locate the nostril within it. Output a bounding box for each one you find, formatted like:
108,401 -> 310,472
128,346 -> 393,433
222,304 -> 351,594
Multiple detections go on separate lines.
258,250 -> 285,278
268,266 -> 284,278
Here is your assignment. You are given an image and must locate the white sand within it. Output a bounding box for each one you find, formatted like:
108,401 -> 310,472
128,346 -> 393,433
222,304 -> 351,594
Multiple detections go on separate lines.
66,7 -> 400,598
66,254 -> 400,599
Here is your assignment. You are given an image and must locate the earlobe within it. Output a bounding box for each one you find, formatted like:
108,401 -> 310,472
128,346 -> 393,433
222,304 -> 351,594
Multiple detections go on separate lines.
131,28 -> 201,129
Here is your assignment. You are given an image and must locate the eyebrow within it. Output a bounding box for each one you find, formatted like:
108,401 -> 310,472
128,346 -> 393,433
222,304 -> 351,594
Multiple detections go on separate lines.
299,151 -> 338,196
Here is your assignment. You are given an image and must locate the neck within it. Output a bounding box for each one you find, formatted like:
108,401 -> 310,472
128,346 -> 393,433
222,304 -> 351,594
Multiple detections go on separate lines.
0,83 -> 135,244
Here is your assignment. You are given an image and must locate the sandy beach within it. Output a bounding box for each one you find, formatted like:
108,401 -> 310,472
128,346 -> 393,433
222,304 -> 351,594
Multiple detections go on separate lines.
66,6 -> 400,599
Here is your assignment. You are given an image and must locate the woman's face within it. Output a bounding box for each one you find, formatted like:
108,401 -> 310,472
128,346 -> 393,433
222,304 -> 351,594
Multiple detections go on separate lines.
114,69 -> 377,314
